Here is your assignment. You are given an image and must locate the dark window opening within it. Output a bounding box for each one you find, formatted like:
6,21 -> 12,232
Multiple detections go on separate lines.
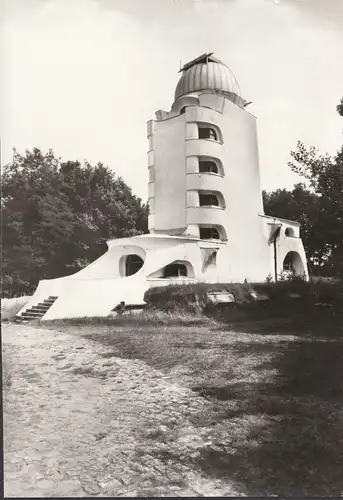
163,263 -> 188,278
283,254 -> 294,272
199,194 -> 219,207
198,127 -> 217,141
285,227 -> 295,237
200,227 -> 220,240
180,107 -> 186,115
125,255 -> 144,277
199,161 -> 218,174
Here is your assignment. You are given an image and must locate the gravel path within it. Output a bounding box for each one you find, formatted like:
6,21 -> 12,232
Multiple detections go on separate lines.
2,323 -> 242,497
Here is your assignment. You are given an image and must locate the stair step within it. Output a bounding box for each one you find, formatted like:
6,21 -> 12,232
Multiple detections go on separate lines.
16,295 -> 58,322
20,313 -> 43,319
19,309 -> 43,314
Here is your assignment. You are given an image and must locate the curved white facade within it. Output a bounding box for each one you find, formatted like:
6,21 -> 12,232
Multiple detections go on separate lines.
17,53 -> 309,321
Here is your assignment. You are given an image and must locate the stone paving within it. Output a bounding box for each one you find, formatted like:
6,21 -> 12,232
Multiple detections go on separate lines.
2,323 -> 243,497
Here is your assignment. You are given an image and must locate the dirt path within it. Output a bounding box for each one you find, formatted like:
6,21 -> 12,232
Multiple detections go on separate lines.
2,323 -> 242,497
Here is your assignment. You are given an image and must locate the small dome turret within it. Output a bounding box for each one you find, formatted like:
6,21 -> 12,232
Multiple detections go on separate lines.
174,53 -> 243,106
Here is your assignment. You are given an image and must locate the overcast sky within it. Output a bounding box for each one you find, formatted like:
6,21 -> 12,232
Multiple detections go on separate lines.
2,0 -> 343,200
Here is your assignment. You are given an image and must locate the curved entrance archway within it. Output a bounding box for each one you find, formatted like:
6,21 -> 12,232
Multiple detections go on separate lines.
283,251 -> 305,276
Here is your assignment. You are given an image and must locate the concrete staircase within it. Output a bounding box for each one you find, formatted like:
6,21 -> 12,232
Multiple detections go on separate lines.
16,296 -> 58,322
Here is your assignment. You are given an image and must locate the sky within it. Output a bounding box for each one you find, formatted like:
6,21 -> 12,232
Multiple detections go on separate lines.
2,0 -> 343,200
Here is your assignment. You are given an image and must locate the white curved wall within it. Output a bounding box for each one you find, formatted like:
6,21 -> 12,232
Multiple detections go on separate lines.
185,138 -> 224,160
187,206 -> 227,226
186,172 -> 224,192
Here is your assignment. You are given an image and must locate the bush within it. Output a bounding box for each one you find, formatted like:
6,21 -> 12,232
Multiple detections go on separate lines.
1,296 -> 31,321
144,282 -> 253,313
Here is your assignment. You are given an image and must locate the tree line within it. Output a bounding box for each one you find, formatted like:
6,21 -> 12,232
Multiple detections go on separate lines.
1,149 -> 148,297
1,98 -> 342,297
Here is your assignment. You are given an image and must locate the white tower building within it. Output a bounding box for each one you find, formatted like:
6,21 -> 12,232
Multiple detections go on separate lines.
17,53 -> 308,321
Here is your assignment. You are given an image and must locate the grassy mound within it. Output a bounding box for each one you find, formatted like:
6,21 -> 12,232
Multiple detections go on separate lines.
144,280 -> 343,317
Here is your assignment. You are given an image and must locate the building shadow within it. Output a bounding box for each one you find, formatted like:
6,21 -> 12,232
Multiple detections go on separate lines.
190,314 -> 343,496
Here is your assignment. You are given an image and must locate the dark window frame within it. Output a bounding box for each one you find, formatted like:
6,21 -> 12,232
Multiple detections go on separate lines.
163,263 -> 188,278
283,254 -> 294,272
198,126 -> 218,141
200,227 -> 220,240
199,160 -> 219,174
125,255 -> 144,276
285,227 -> 295,237
199,193 -> 219,207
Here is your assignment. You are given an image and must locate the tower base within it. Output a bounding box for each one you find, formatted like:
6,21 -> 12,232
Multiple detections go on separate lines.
16,220 -> 308,321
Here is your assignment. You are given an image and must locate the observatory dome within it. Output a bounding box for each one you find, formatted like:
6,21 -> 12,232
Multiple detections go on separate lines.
174,53 -> 242,102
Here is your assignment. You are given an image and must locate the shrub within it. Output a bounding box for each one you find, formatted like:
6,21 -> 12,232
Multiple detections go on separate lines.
1,296 -> 31,321
144,282 -> 253,313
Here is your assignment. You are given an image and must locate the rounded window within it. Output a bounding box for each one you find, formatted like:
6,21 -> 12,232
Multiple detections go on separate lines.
200,227 -> 220,240
163,263 -> 188,278
198,126 -> 217,141
285,227 -> 295,237
199,193 -> 219,207
125,255 -> 144,277
199,160 -> 218,174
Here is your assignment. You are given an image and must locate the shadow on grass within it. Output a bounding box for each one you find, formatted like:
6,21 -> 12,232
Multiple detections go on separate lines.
45,307 -> 343,496
211,302 -> 343,339
190,329 -> 343,496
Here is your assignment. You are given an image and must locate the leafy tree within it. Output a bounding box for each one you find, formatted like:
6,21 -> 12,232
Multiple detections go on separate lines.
1,148 -> 149,297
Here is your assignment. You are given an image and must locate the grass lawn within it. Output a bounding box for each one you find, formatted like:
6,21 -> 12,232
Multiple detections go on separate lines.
44,308 -> 343,496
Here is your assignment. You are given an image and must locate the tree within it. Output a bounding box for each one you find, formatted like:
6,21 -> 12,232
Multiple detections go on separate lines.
288,142 -> 343,277
1,148 -> 149,297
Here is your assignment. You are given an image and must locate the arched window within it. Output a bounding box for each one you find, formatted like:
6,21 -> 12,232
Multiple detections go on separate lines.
199,160 -> 218,174
198,126 -> 218,141
200,227 -> 220,240
163,263 -> 188,278
285,227 -> 295,237
125,255 -> 144,276
199,193 -> 219,207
